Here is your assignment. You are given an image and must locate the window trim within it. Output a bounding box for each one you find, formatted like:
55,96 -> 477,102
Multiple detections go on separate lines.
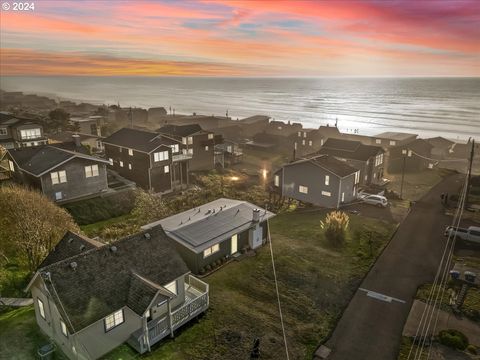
153,150 -> 169,162
84,164 -> 99,178
104,309 -> 124,332
299,185 -> 308,194
0,127 -> 7,135
50,170 -> 67,185
128,148 -> 133,156
37,298 -> 46,319
164,165 -> 170,174
325,175 -> 330,186
203,243 -> 220,258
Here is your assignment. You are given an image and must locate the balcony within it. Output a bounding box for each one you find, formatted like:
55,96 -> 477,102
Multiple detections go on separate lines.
172,153 -> 193,162
128,275 -> 209,354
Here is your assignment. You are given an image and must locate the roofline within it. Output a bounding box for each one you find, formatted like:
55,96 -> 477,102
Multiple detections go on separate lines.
102,140 -> 176,154
283,156 -> 357,178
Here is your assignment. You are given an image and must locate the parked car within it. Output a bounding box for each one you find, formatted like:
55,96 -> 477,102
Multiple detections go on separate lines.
444,226 -> 480,244
361,194 -> 389,208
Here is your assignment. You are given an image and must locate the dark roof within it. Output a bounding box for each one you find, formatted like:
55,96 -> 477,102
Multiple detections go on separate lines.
8,145 -> 108,176
316,138 -> 383,162
426,137 -> 455,149
103,128 -> 178,153
403,139 -> 433,153
374,132 -> 418,141
287,154 -> 358,177
39,231 -> 103,268
36,227 -> 189,333
48,131 -> 102,143
157,124 -> 203,137
239,115 -> 270,124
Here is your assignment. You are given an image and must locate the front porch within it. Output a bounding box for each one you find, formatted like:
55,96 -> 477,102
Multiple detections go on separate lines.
127,275 -> 209,354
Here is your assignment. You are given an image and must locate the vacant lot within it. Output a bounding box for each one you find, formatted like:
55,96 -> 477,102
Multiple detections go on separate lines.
386,169 -> 451,201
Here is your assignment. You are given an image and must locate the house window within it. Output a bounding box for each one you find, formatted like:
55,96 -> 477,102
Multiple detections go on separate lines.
104,309 -> 124,332
389,140 -> 396,146
60,319 -> 68,337
119,161 -> 124,167
299,185 -> 308,194
321,139 -> 324,146
203,243 -> 220,258
375,153 -> 384,166
302,140 -> 306,146
325,175 -> 329,186
8,160 -> 14,172
308,140 -> 313,146
375,139 -> 381,144
341,192 -> 345,202
182,137 -> 187,145
128,149 -> 133,156
321,191 -> 331,197
169,144 -> 179,153
0,128 -> 7,135
84,165 -> 99,178
164,280 -> 177,295
37,298 -> 45,319
297,131 -> 301,137
55,192 -> 63,200
354,171 -> 360,184
119,147 -> 123,153
154,150 -> 169,162
20,128 -> 41,140
108,158 -> 113,166
187,136 -> 193,145
164,165 -> 170,173
50,170 -> 67,184
227,145 -> 232,153
303,132 -> 307,138
274,175 -> 280,187
187,148 -> 193,155
128,163 -> 132,170
208,133 -> 214,140
205,146 -> 209,151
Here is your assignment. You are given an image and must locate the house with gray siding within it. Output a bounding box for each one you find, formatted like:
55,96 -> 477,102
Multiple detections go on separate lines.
0,112 -> 48,149
6,145 -> 109,203
142,198 -> 275,274
273,155 -> 360,208
315,138 -> 385,185
26,227 -> 209,359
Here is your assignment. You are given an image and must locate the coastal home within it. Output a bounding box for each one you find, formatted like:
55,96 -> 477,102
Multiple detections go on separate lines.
159,114 -> 233,131
265,120 -> 303,137
70,116 -> 103,136
290,128 -> 327,158
0,112 -> 48,149
316,138 -> 385,185
237,115 -> 270,137
49,131 -> 104,154
142,198 -> 275,274
157,124 -> 217,171
6,145 -> 109,202
147,107 -> 168,123
426,137 -> 455,159
273,154 -> 360,208
388,139 -> 434,173
103,128 -> 189,193
214,139 -> 243,167
372,132 -> 417,148
26,227 -> 209,359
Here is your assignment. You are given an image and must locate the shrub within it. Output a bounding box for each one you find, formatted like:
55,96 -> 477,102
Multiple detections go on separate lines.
320,211 -> 350,247
438,329 -> 468,350
467,345 -> 477,355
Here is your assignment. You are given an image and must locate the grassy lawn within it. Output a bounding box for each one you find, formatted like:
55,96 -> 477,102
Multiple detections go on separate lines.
101,209 -> 396,360
386,169 -> 451,201
80,213 -> 137,238
0,259 -> 31,298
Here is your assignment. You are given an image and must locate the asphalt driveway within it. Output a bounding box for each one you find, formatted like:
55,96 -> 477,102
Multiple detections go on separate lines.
319,173 -> 466,360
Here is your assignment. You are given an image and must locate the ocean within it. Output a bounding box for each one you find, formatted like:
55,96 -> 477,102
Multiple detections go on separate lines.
1,76 -> 479,141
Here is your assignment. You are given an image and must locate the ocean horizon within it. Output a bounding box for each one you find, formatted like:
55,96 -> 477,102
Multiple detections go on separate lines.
1,76 -> 479,141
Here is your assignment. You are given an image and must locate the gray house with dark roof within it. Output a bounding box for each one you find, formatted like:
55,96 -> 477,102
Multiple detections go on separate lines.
316,138 -> 385,185
26,227 -> 209,359
142,198 -> 275,274
0,112 -> 48,149
273,154 -> 360,208
6,145 -> 109,202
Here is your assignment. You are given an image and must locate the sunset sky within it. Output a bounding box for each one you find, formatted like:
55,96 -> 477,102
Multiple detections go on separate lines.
0,0 -> 479,76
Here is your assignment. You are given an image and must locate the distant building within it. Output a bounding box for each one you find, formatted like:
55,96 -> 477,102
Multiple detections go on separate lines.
157,124 -> 217,171
6,145 -> 109,202
237,115 -> 270,137
147,107 -> 168,123
273,154 -> 360,208
316,138 -> 385,185
290,129 -> 327,157
388,139 -> 434,173
215,139 -> 243,167
70,116 -> 103,136
26,227 -> 209,359
143,198 -> 275,274
426,137 -> 455,159
103,128 -> 189,193
0,112 -> 48,149
48,131 -> 104,154
265,120 -> 303,137
372,132 -> 418,148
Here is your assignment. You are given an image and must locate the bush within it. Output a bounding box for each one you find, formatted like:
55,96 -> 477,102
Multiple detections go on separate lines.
438,329 -> 469,350
320,211 -> 350,247
467,345 -> 477,354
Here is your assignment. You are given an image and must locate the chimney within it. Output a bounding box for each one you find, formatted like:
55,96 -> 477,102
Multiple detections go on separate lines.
252,209 -> 260,222
72,134 -> 81,148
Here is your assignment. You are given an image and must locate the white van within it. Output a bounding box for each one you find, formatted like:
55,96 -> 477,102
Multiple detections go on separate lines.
444,226 -> 480,244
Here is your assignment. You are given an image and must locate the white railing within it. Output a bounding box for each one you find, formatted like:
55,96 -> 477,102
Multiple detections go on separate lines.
171,292 -> 208,329
172,153 -> 193,162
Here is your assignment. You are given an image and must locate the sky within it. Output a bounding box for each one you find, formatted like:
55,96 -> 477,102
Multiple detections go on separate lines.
0,0 -> 479,77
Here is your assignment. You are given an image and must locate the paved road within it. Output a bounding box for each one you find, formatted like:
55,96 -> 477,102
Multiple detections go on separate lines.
320,173 -> 465,360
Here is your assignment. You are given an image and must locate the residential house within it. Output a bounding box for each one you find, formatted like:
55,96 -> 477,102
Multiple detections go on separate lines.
26,227 -> 209,359
159,114 -> 233,131
426,137 -> 455,159
273,154 -> 360,208
147,107 -> 168,123
214,140 -> 243,167
0,112 -> 48,149
157,124 -> 217,171
237,115 -> 270,137
265,120 -> 303,137
142,198 -> 275,274
103,128 -> 189,193
316,138 -> 385,185
388,139 -> 434,173
372,132 -> 417,148
290,128 -> 327,158
49,131 -> 104,154
70,116 -> 103,137
6,145 -> 109,202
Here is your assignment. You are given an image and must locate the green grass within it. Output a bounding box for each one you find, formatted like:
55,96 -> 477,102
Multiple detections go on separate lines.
80,213 -> 136,238
0,259 -> 31,298
397,337 -> 429,360
102,209 -> 396,360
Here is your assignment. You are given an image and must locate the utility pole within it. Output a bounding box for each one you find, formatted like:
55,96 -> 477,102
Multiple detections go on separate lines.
465,138 -> 475,209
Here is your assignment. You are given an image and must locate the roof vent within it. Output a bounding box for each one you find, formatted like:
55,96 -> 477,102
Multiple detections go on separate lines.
68,237 -> 74,243
79,245 -> 86,251
70,262 -> 78,270
252,209 -> 260,222
110,246 -> 117,253
144,233 -> 151,240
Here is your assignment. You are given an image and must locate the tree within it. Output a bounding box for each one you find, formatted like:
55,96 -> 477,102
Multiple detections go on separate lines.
47,108 -> 70,133
0,185 -> 79,272
320,211 -> 350,247
131,190 -> 171,224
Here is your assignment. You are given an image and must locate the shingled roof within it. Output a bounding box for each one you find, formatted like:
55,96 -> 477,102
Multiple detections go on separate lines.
32,227 -> 188,333
316,138 -> 383,162
8,145 -> 109,177
286,154 -> 358,177
102,128 -> 179,153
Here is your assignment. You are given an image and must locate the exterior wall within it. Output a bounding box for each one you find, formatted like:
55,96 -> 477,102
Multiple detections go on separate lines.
8,154 -> 43,190
292,131 -> 325,157
280,161 -> 343,208
150,275 -> 186,319
188,132 -> 215,171
40,158 -> 108,202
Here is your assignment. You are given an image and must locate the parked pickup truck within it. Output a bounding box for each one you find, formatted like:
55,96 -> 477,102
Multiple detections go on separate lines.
444,226 -> 480,244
